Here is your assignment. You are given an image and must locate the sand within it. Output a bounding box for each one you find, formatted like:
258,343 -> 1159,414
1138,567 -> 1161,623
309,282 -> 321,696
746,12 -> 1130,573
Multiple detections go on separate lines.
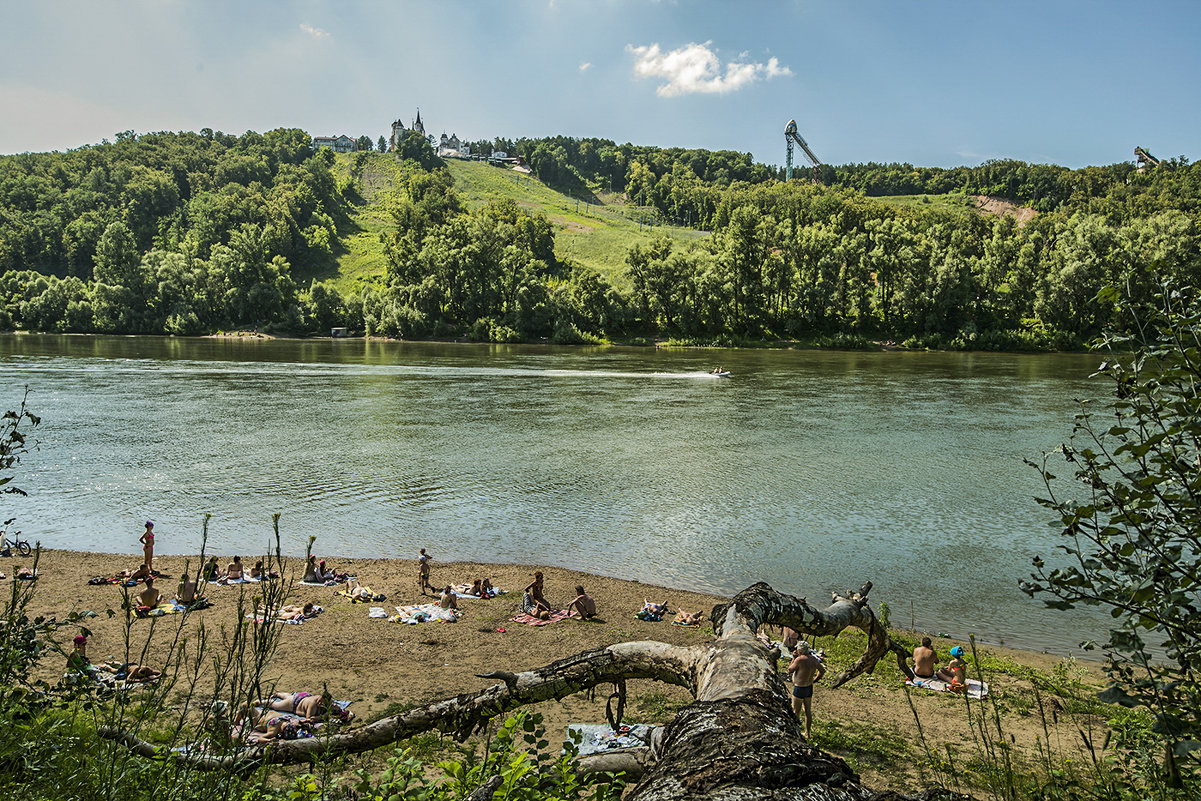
11,548 -> 1107,789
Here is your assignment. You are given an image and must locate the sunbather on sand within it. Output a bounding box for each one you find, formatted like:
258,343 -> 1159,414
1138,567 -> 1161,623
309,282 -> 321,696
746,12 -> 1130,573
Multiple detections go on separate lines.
67,635 -> 160,682
258,602 -> 317,621
138,577 -> 163,609
481,578 -> 495,597
263,692 -> 352,723
177,572 -> 198,604
439,586 -> 459,610
673,609 -> 706,625
250,560 -> 265,580
566,585 -> 597,620
202,556 -> 222,582
639,599 -> 667,620
15,566 -> 37,580
225,556 -> 244,581
523,571 -> 552,619
937,645 -> 968,688
124,563 -> 151,582
303,555 -> 320,583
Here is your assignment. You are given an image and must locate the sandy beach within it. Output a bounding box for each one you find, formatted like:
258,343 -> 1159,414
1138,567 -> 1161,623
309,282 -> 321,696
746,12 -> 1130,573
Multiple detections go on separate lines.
11,548 -> 1106,789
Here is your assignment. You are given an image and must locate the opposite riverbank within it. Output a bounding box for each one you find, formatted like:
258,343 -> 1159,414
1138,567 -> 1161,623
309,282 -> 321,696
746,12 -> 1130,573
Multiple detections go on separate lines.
14,549 -> 1113,791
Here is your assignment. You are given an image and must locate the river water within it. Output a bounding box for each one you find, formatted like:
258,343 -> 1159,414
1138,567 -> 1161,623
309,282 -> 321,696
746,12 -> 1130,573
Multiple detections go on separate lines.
1,334 -> 1109,654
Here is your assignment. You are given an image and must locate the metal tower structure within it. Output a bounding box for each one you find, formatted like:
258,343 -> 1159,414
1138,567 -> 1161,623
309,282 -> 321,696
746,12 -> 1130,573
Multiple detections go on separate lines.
785,119 -> 822,182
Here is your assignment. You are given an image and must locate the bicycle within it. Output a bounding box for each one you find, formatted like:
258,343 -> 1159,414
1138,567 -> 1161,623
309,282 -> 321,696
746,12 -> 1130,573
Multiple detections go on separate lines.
0,520 -> 32,557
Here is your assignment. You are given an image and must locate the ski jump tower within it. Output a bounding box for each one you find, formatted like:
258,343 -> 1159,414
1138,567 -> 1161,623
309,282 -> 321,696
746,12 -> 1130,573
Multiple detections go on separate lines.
785,119 -> 822,182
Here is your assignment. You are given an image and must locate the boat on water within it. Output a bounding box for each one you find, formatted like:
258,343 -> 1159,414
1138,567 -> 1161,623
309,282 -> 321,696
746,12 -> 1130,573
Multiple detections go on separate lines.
710,370 -> 732,378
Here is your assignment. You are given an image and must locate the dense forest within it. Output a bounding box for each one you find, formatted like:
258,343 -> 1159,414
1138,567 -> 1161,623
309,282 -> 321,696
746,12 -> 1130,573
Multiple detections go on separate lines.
1,128 -> 1199,349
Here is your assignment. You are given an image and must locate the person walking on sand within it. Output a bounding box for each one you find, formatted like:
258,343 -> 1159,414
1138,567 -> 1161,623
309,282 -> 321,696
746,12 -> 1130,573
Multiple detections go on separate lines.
139,521 -> 155,572
913,637 -> 939,679
418,548 -> 432,595
787,641 -> 826,738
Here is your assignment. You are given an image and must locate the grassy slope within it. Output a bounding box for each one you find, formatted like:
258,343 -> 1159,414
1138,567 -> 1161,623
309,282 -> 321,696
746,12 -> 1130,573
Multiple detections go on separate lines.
870,192 -> 978,217
445,159 -> 710,290
328,153 -> 709,293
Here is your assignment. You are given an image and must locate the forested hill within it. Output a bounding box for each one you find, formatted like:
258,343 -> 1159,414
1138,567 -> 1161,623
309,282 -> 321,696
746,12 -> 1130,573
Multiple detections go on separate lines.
487,135 -> 1201,222
1,128 -> 1199,350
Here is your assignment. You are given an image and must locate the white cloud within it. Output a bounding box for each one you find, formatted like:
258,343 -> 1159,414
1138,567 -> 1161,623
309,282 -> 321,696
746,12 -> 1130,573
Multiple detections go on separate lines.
627,42 -> 791,97
299,23 -> 330,40
579,61 -> 591,72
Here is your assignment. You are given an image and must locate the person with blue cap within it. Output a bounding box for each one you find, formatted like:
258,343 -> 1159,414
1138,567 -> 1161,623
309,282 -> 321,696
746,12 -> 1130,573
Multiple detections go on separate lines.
937,645 -> 967,689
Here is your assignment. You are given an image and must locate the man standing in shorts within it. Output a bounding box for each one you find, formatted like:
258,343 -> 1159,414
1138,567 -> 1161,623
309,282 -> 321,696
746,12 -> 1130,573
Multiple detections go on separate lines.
787,641 -> 825,738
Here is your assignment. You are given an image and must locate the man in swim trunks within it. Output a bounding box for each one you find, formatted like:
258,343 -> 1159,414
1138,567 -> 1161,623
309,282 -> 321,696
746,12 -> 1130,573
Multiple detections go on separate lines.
913,637 -> 938,679
787,641 -> 825,738
566,585 -> 597,620
138,577 -> 163,610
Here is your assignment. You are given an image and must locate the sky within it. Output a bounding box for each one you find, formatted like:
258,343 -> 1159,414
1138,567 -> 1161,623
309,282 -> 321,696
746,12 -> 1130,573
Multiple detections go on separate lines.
1,0 -> 1198,169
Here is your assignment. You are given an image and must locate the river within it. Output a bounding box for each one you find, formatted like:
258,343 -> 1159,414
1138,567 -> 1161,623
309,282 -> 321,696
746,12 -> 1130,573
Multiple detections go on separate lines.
1,334 -> 1109,654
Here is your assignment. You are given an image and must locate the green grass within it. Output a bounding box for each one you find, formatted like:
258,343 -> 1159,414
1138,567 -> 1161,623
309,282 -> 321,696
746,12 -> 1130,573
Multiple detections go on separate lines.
444,159 -> 708,290
327,155 -> 709,294
870,193 -> 977,216
329,152 -> 410,294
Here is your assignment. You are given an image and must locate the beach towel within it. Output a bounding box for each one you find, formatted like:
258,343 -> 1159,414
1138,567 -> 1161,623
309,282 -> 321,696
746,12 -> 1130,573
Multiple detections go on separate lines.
451,584 -> 506,600
511,609 -> 570,626
249,605 -> 323,625
301,572 -> 354,587
671,620 -> 700,628
337,587 -> 386,603
636,608 -> 665,622
906,676 -> 989,699
142,598 -> 211,617
368,606 -> 388,618
212,574 -> 278,586
390,603 -> 457,624
567,724 -> 657,757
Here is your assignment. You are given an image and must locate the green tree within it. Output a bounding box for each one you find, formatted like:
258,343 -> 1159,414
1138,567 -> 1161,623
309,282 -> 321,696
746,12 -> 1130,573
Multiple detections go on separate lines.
377,135 -> 387,153
1023,282 -> 1201,789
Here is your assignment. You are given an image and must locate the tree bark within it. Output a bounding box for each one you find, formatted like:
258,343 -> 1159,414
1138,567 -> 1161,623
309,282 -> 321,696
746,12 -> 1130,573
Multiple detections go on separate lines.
101,582 -> 927,799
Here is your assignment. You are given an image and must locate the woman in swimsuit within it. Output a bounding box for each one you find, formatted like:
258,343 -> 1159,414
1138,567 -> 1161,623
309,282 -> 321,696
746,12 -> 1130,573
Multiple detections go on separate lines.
139,521 -> 155,572
225,556 -> 244,581
523,571 -> 552,619
250,560 -> 264,580
202,556 -> 222,582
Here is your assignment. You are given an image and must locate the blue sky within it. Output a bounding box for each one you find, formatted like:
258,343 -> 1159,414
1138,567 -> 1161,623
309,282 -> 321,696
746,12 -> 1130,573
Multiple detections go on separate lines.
2,0 -> 1198,169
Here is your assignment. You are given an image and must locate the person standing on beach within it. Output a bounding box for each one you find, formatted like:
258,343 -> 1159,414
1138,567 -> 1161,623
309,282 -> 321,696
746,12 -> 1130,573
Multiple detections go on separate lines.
139,521 -> 155,572
418,548 -> 432,594
787,641 -> 825,738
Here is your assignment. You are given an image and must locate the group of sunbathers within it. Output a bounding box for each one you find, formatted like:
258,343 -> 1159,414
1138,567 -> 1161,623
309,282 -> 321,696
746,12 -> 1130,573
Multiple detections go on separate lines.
203,555 -> 275,583
66,634 -> 161,684
303,555 -> 349,584
212,692 -> 354,744
912,637 -> 968,688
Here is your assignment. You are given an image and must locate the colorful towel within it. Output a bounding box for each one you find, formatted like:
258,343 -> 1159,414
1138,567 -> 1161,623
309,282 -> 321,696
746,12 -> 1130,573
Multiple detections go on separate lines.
300,574 -> 354,587
141,598 -> 211,617
249,605 -> 323,625
906,676 -> 989,699
671,620 -> 700,627
451,584 -> 506,600
212,574 -> 277,586
390,603 -> 457,624
511,609 -> 570,626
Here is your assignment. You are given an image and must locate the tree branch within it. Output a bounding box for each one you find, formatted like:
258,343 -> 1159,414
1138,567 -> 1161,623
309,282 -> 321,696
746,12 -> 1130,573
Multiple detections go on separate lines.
99,640 -> 701,770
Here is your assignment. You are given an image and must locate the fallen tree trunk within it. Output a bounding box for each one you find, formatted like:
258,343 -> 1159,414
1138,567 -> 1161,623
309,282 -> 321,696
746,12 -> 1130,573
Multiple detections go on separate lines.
102,582 -> 924,799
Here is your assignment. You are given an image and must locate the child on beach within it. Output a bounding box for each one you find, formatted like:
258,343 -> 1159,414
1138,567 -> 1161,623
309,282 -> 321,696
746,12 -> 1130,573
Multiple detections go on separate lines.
418,548 -> 432,594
